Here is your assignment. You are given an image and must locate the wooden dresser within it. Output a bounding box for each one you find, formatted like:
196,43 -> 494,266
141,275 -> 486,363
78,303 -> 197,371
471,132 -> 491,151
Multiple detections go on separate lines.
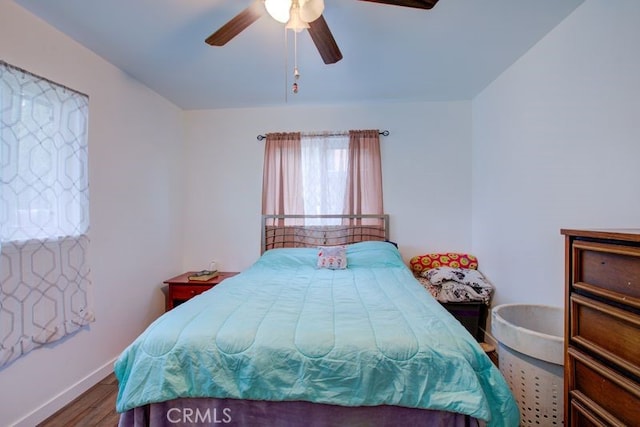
561,229 -> 640,426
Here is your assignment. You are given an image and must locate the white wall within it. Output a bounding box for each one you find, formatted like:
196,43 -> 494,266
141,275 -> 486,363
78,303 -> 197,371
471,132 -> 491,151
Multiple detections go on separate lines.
6,0 -> 639,422
182,102 -> 473,271
0,1 -> 185,425
472,0 -> 640,308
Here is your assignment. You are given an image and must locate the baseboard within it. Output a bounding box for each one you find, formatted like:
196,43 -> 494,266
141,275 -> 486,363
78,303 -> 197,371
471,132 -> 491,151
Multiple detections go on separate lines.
11,357 -> 117,427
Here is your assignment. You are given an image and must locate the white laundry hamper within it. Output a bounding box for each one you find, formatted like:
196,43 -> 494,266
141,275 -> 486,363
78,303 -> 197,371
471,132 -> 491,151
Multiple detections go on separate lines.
491,304 -> 565,426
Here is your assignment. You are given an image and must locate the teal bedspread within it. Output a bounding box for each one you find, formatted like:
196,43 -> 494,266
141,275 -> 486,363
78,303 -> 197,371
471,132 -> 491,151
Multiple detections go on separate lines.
115,241 -> 518,426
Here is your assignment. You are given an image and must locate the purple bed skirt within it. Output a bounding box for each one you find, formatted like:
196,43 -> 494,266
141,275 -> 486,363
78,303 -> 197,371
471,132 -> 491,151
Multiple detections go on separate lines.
118,398 -> 480,427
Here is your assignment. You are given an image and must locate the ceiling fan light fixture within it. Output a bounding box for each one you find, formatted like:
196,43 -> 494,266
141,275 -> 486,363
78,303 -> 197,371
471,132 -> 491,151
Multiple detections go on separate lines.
264,0 -> 292,24
299,0 -> 324,23
285,5 -> 310,32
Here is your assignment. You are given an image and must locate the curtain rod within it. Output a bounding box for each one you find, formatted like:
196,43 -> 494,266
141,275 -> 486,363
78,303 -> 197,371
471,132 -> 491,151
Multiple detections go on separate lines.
257,130 -> 389,141
1,60 -> 89,99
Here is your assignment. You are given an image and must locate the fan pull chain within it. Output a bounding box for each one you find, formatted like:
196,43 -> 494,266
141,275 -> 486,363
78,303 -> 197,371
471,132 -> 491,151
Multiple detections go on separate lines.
284,27 -> 289,103
292,30 -> 300,94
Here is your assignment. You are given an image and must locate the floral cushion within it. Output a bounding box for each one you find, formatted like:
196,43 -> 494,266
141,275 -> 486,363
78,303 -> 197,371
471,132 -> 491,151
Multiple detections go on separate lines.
409,253 -> 478,274
317,245 -> 348,270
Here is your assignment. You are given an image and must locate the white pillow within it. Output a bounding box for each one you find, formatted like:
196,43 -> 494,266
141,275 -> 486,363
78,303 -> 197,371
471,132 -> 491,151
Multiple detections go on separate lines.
317,245 -> 348,270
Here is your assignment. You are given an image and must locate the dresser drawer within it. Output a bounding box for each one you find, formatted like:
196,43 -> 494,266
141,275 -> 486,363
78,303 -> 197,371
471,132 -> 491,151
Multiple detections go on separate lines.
571,294 -> 640,378
570,395 -> 625,427
568,347 -> 640,426
572,241 -> 640,307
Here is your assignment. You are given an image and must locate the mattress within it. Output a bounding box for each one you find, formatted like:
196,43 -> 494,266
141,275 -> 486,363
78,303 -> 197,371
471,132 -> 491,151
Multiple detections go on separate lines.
114,241 -> 518,426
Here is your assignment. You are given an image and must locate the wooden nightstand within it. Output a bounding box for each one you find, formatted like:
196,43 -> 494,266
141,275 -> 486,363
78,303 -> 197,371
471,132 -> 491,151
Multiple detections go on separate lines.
440,302 -> 488,342
164,271 -> 239,311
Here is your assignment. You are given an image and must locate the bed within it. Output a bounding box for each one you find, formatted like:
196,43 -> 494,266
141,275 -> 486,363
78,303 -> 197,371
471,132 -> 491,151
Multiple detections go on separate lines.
115,215 -> 518,426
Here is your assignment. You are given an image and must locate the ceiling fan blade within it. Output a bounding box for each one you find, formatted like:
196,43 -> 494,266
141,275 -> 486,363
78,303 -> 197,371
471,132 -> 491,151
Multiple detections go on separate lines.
307,15 -> 343,65
357,0 -> 439,9
205,0 -> 264,46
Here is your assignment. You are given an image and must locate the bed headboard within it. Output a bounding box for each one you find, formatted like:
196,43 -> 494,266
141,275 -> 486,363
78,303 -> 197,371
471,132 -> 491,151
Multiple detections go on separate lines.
261,214 -> 390,253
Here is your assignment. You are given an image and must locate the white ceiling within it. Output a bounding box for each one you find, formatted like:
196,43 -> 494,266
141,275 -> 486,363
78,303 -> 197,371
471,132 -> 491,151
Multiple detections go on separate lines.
14,0 -> 584,110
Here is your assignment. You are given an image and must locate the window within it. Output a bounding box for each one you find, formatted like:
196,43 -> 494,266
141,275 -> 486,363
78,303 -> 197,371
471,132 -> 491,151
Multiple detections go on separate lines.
0,61 -> 93,368
262,130 -> 384,225
1,82 -> 88,242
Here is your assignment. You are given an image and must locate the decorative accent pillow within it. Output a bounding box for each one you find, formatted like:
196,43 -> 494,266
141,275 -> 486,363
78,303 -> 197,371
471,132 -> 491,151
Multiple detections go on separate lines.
317,245 -> 348,270
409,253 -> 478,274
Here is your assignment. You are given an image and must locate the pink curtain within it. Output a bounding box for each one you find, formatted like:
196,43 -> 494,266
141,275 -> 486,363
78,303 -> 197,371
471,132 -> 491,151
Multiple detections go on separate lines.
343,130 -> 384,224
262,132 -> 304,225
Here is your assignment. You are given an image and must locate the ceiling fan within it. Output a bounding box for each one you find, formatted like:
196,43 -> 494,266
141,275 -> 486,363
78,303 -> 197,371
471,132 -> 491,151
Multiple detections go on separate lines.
205,0 -> 440,65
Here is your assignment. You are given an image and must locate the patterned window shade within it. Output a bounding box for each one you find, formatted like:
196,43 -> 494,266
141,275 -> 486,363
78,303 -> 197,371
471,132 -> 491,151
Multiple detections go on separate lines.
0,61 -> 94,368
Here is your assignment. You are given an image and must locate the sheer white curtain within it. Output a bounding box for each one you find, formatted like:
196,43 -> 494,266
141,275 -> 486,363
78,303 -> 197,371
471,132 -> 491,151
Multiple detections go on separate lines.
0,61 -> 93,368
301,132 -> 349,225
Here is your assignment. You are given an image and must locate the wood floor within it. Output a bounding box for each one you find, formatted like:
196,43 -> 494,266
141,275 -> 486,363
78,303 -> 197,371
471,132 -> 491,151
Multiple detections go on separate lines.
38,373 -> 120,427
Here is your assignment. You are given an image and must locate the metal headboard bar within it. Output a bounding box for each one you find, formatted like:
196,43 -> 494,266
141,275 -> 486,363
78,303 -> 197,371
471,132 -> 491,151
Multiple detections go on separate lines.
261,214 -> 389,253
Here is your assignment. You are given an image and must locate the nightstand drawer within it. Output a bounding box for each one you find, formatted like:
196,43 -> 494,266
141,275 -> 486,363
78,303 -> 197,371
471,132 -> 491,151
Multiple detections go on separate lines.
170,284 -> 212,300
